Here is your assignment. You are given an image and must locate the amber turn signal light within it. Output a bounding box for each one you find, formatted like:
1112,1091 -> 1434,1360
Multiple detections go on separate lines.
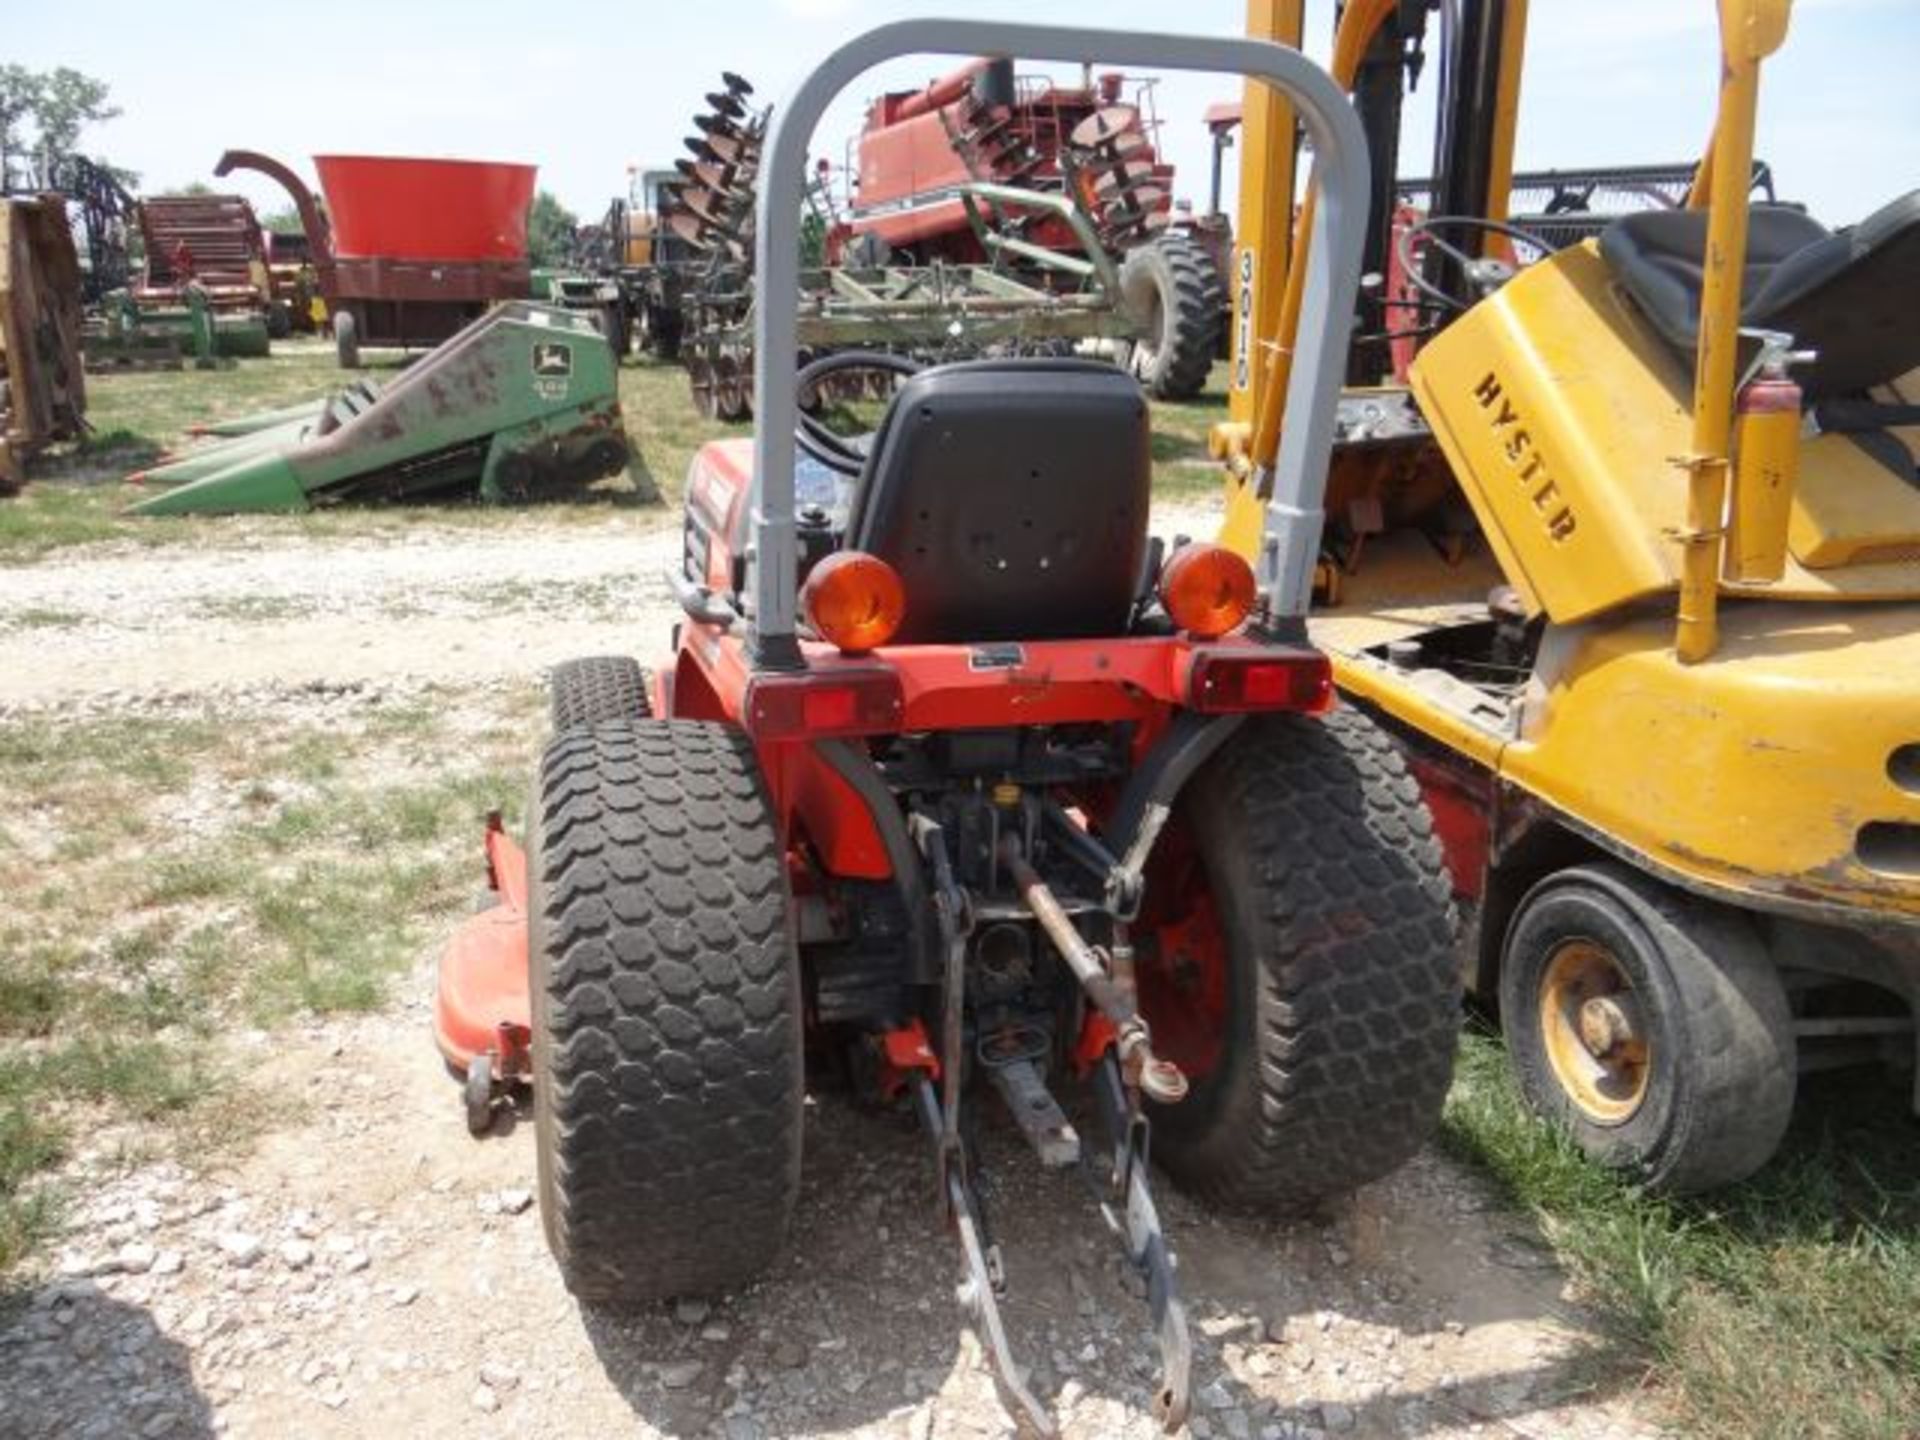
802,550 -> 906,653
1159,543 -> 1256,638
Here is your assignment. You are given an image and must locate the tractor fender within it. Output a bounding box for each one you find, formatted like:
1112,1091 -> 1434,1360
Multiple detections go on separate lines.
1105,712 -> 1246,857
813,738 -> 940,986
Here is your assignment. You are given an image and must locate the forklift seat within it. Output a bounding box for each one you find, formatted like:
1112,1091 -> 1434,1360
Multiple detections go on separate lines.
844,358 -> 1151,644
1599,190 -> 1920,400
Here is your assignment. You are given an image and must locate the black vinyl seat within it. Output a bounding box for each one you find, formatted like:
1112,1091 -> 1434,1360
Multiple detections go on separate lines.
1599,190 -> 1920,399
843,358 -> 1151,645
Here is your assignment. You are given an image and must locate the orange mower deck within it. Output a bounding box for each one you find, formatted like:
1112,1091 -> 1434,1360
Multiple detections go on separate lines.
435,815 -> 532,1133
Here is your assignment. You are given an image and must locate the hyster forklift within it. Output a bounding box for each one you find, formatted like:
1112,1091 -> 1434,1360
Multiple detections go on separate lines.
1214,0 -> 1920,1192
436,21 -> 1460,1436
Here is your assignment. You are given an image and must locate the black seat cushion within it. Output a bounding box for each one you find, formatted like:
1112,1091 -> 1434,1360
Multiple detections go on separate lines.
844,358 -> 1150,644
1599,191 -> 1920,399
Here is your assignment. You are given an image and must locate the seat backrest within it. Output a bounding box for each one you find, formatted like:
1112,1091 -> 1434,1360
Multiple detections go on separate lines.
1754,190 -> 1920,400
844,358 -> 1151,644
1599,193 -> 1920,399
1597,204 -> 1829,350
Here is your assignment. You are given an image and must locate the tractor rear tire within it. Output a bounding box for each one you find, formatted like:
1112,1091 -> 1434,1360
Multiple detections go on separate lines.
548,656 -> 650,732
1120,232 -> 1224,401
1139,709 -> 1460,1211
528,721 -> 802,1303
1498,863 -> 1795,1193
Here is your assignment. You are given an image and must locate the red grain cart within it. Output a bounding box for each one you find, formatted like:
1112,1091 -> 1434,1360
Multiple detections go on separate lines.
215,149 -> 535,366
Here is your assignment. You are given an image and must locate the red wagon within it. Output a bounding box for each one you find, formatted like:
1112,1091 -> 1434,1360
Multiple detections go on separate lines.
215,149 -> 535,366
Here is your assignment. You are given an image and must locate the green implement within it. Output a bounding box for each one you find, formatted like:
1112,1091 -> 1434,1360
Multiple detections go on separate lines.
130,302 -> 629,515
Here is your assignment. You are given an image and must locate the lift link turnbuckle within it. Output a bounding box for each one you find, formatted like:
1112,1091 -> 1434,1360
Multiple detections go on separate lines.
999,835 -> 1189,1104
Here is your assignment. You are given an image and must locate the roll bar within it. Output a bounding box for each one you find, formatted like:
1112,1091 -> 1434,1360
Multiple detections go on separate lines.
748,21 -> 1370,668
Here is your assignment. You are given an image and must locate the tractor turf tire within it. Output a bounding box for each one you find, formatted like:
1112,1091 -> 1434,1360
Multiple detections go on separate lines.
1145,709 -> 1461,1211
1120,232 -> 1225,401
548,656 -> 651,732
1499,863 -> 1795,1194
528,721 -> 802,1304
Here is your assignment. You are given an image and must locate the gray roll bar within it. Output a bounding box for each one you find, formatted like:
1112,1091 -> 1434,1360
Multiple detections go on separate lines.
749,20 -> 1369,667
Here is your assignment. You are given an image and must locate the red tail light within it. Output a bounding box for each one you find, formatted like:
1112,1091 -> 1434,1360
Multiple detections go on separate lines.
742,667 -> 905,740
1187,648 -> 1333,714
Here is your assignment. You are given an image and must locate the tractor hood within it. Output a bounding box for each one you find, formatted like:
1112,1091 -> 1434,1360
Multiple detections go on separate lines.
1407,241 -> 1920,624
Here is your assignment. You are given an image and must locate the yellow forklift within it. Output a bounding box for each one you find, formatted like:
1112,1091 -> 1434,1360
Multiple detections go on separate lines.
1216,0 -> 1920,1191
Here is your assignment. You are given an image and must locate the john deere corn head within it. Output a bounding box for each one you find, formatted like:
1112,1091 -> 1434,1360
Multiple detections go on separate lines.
130,303 -> 628,514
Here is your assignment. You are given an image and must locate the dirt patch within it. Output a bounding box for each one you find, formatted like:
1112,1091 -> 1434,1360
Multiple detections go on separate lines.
6,1002 -> 1658,1440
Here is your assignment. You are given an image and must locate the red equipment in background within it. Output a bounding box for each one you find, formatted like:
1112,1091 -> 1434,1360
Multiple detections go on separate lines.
313,155 -> 534,261
834,57 -> 1174,264
214,149 -> 536,367
134,193 -> 274,318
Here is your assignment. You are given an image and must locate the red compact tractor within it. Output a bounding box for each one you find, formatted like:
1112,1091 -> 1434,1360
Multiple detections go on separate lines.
832,53 -> 1225,400
435,21 -> 1458,1436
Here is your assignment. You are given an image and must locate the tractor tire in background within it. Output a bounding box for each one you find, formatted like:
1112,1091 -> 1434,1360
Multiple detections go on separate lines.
1136,709 -> 1461,1211
1498,863 -> 1796,1193
528,721 -> 803,1303
1119,231 -> 1225,401
548,655 -> 650,732
334,309 -> 360,369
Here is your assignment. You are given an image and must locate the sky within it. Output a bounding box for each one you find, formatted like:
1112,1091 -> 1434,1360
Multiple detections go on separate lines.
9,0 -> 1918,232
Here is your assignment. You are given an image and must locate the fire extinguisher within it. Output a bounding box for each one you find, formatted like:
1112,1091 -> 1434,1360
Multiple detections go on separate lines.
1726,330 -> 1814,584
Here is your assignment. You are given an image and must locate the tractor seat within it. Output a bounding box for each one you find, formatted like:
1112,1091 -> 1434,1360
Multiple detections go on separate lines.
843,358 -> 1151,645
1599,191 -> 1920,400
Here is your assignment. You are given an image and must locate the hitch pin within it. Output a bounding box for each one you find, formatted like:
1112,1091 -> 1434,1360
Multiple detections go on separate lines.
998,837 -> 1188,1105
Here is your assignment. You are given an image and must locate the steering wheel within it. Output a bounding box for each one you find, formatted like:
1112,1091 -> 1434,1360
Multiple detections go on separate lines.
796,350 -> 923,476
1393,215 -> 1560,312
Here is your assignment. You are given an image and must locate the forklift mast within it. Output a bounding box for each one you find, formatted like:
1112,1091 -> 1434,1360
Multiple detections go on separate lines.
1226,0 -> 1527,408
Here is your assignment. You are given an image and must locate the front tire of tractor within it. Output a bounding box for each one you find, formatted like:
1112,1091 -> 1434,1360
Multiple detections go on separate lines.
1138,709 -> 1461,1212
1499,863 -> 1795,1194
1120,232 -> 1224,401
529,721 -> 803,1304
548,656 -> 650,732
334,309 -> 360,369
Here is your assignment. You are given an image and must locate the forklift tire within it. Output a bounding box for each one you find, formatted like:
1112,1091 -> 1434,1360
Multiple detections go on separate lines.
1139,709 -> 1460,1211
528,721 -> 802,1303
1498,863 -> 1795,1194
548,656 -> 650,732
1119,232 -> 1224,401
334,310 -> 360,369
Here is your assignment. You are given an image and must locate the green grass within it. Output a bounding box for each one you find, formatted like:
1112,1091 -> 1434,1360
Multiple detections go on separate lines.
0,696 -> 539,1283
1443,1028 -> 1920,1439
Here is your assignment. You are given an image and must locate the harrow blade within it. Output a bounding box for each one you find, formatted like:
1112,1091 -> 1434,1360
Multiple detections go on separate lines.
1069,103 -> 1143,150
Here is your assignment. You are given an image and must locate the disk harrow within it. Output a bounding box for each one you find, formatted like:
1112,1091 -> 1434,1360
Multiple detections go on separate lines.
664,73 -> 1142,421
1066,104 -> 1171,250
